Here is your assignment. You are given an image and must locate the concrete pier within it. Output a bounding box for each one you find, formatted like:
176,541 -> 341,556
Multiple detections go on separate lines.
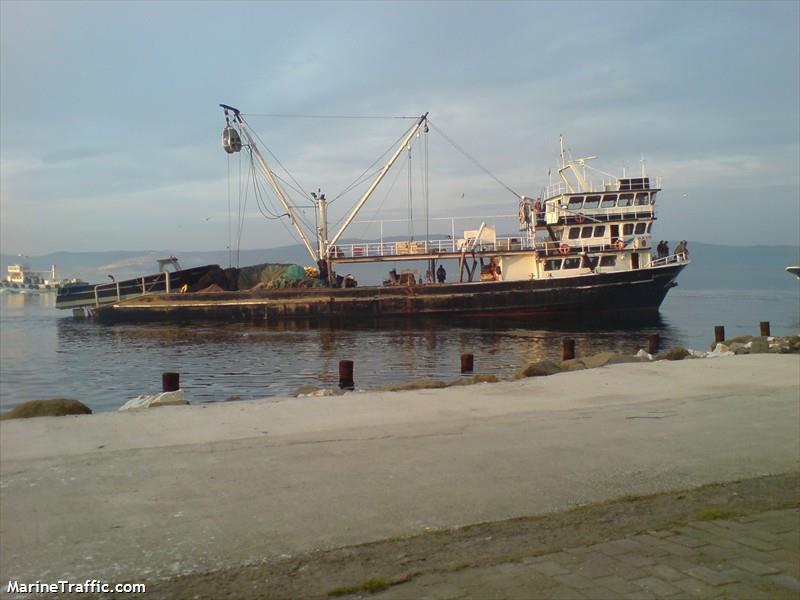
1,355 -> 798,589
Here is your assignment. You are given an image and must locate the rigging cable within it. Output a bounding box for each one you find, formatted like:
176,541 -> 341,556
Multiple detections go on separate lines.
428,120 -> 521,199
241,113 -> 417,120
227,153 -> 232,268
329,124 -> 416,205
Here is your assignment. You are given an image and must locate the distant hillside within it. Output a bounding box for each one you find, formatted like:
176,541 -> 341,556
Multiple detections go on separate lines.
2,242 -> 798,290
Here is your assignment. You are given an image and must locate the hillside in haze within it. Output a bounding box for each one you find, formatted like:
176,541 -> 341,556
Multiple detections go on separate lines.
3,242 -> 799,291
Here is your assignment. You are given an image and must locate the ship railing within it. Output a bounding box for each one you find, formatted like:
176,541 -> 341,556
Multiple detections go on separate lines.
650,252 -> 688,267
329,237 -> 537,259
543,176 -> 662,200
537,236 -> 650,256
89,272 -> 172,306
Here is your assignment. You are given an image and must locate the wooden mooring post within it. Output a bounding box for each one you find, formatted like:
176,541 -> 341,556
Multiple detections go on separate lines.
339,360 -> 354,389
162,372 -> 180,392
562,338 -> 575,361
461,353 -> 474,373
760,321 -> 770,337
714,326 -> 726,344
647,334 -> 660,355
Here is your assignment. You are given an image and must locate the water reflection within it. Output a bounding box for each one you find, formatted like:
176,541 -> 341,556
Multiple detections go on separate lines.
36,313 -> 681,412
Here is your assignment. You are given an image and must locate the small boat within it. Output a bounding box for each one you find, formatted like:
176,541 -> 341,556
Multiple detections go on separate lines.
786,266 -> 800,280
59,106 -> 689,322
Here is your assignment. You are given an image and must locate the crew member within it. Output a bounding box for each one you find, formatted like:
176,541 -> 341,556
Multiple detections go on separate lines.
436,264 -> 446,284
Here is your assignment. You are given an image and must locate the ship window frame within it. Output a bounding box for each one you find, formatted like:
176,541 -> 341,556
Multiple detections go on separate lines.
635,193 -> 650,206
623,223 -> 634,236
618,193 -> 634,207
580,226 -> 593,239
563,257 -> 581,269
634,222 -> 647,234
600,194 -> 617,208
568,227 -> 581,240
583,195 -> 601,209
567,196 -> 584,210
610,224 -> 620,238
593,225 -> 606,237
544,258 -> 563,272
647,222 -> 653,233
599,255 -> 616,267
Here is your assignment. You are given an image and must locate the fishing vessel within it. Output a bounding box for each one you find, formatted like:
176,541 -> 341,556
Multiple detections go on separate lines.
57,106 -> 688,321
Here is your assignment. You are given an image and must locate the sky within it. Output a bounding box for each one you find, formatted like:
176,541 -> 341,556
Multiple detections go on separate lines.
1,0 -> 798,257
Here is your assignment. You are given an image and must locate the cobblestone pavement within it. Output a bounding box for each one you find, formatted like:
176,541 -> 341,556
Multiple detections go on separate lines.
374,508 -> 800,599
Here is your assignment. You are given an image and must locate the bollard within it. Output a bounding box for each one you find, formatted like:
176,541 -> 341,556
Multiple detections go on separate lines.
461,353 -> 474,373
714,326 -> 725,344
562,338 -> 575,361
760,321 -> 770,337
647,334 -> 660,355
162,372 -> 180,392
339,360 -> 354,389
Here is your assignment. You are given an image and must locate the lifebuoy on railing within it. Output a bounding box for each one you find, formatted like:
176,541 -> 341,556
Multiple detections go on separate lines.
613,239 -> 625,251
575,213 -> 586,224
559,243 -> 570,255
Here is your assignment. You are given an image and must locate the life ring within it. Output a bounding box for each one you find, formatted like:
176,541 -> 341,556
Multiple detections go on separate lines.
559,243 -> 570,255
534,200 -> 542,212
575,213 -> 585,224
613,239 -> 625,251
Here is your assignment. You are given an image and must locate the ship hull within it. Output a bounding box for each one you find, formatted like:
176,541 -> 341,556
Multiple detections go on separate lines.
92,263 -> 687,323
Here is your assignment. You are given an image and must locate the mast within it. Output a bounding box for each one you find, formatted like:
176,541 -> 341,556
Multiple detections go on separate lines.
326,113 -> 429,253
220,105 -> 319,263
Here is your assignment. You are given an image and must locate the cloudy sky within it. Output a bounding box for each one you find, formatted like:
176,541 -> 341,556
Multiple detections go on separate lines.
1,0 -> 798,257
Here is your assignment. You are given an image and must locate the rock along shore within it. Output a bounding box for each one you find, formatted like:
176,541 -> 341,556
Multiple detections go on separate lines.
1,354 -> 798,591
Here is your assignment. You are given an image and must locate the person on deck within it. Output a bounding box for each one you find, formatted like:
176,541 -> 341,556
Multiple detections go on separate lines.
663,241 -> 670,257
674,240 -> 685,257
436,264 -> 446,284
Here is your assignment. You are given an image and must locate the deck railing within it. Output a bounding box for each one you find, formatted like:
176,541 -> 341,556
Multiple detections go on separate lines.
650,252 -> 688,267
328,236 -> 537,260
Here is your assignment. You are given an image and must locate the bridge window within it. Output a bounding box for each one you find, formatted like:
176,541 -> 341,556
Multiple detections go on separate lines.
584,195 -> 601,209
563,257 -> 581,269
618,193 -> 633,207
610,224 -> 619,238
568,227 -> 580,240
593,225 -> 605,237
635,193 -> 650,206
581,226 -> 593,238
647,222 -> 653,233
635,222 -> 647,234
568,196 -> 584,210
623,223 -> 634,236
599,255 -> 617,267
545,259 -> 563,271
601,195 -> 617,208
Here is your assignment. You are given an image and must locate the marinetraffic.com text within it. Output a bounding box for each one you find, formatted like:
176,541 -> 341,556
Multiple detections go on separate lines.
6,580 -> 146,594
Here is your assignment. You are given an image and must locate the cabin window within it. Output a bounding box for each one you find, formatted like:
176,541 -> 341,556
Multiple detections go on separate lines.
650,193 -> 657,205
581,226 -> 593,239
567,196 -> 584,210
583,195 -> 601,209
635,222 -> 647,234
635,193 -> 650,206
568,227 -> 580,240
599,255 -> 616,267
594,225 -> 605,237
610,224 -> 619,238
544,259 -> 563,271
563,257 -> 581,269
601,195 -> 617,208
647,222 -> 653,233
623,223 -> 634,236
618,193 -> 633,207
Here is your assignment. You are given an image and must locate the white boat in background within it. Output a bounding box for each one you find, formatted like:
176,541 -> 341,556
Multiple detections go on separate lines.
1,262 -> 81,293
786,266 -> 800,280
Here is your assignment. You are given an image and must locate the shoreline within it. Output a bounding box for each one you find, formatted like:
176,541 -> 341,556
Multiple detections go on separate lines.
1,354 -> 798,589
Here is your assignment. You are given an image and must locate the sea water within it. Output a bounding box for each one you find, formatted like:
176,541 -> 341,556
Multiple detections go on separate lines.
0,285 -> 797,413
